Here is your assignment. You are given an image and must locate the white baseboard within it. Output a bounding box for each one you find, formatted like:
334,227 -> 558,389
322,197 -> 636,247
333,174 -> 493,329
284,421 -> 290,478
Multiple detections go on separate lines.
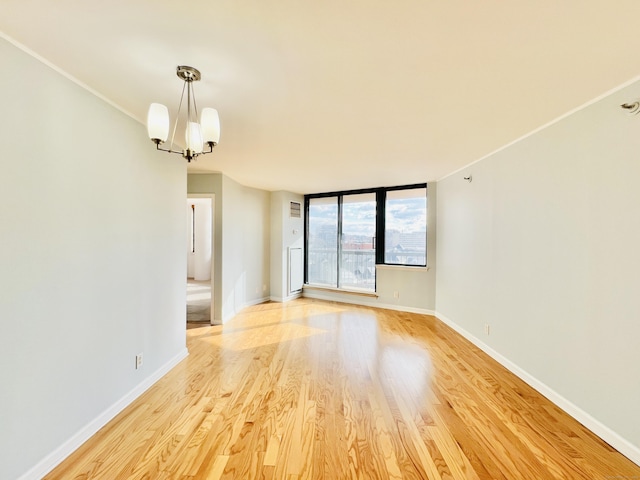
245,296 -> 270,307
302,290 -> 434,316
435,311 -> 640,467
221,297 -> 272,324
376,303 -> 435,316
269,292 -> 302,303
19,348 -> 189,480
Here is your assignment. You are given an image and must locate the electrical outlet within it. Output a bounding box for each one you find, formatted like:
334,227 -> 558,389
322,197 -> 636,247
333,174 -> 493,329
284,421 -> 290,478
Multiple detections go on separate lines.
484,324 -> 490,335
135,353 -> 143,369
263,284 -> 267,292
393,291 -> 399,299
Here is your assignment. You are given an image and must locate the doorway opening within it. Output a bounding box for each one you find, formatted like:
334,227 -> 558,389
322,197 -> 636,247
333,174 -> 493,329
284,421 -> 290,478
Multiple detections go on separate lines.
186,197 -> 213,324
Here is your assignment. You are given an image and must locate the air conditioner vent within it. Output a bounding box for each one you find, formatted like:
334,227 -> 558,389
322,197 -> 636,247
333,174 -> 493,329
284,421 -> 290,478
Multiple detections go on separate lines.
290,201 -> 301,218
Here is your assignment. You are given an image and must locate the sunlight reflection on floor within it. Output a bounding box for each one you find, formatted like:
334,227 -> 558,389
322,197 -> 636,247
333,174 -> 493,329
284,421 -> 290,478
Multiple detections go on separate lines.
203,322 -> 327,350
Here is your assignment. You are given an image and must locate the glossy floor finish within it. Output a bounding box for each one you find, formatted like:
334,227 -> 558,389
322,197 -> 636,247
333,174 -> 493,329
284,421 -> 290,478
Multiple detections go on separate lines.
46,299 -> 640,479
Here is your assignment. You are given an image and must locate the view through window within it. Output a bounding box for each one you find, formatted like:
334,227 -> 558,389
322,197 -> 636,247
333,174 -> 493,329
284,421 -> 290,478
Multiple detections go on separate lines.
384,187 -> 427,266
340,193 -> 376,290
305,184 -> 427,292
307,197 -> 338,287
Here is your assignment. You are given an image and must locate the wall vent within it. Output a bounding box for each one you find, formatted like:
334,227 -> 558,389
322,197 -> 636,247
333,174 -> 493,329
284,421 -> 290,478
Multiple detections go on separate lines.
290,201 -> 301,218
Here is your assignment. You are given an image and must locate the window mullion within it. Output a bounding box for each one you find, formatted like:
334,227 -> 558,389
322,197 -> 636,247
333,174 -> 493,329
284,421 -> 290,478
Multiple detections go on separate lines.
375,189 -> 385,265
303,196 -> 310,284
336,195 -> 343,288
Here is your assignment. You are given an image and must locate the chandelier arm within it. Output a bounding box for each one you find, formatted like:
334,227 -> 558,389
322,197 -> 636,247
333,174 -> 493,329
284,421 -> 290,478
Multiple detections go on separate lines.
169,80 -> 188,152
155,143 -> 212,155
155,144 -> 184,155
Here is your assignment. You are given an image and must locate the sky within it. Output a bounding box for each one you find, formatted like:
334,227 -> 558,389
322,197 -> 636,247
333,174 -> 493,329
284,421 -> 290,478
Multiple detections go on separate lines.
308,195 -> 426,238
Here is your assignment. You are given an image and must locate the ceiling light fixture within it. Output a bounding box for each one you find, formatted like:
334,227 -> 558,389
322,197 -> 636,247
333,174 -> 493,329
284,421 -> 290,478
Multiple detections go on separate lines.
147,66 -> 220,162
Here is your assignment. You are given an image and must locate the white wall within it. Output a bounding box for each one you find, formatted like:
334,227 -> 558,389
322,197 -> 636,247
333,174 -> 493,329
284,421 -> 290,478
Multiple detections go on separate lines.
187,174 -> 270,323
436,79 -> 640,462
187,201 -> 195,277
270,191 -> 304,302
0,38 -> 187,480
303,183 -> 437,313
221,175 -> 271,322
186,198 -> 212,281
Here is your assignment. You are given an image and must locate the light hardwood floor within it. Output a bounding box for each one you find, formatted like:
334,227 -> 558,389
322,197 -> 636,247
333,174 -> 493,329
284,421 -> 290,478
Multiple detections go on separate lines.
46,299 -> 640,479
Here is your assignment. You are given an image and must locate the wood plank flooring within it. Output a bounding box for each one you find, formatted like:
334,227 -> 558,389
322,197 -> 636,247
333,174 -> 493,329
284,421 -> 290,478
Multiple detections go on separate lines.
45,299 -> 640,479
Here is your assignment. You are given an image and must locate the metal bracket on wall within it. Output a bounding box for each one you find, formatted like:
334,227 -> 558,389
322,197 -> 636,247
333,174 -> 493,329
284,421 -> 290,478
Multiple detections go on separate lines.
621,101 -> 640,115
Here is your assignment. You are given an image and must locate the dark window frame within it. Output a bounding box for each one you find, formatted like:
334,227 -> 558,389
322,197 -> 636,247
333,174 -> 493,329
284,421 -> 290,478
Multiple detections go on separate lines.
304,183 -> 427,287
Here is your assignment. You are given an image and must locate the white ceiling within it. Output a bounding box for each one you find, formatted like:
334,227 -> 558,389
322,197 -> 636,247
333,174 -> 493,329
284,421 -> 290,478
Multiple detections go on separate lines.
2,1 -> 640,194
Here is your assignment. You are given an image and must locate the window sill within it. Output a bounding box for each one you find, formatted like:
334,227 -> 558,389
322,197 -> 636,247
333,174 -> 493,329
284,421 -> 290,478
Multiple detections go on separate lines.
303,285 -> 378,298
376,264 -> 431,272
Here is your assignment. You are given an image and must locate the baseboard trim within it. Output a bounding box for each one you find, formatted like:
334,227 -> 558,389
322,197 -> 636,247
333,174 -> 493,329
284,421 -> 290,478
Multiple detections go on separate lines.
434,311 -> 640,467
221,297 -> 272,323
245,296 -> 270,307
269,292 -> 302,303
302,290 -> 434,316
18,348 -> 189,480
376,303 -> 435,316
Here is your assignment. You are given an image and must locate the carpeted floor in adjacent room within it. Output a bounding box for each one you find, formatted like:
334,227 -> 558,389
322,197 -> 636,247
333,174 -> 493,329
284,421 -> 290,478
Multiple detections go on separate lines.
186,279 -> 211,323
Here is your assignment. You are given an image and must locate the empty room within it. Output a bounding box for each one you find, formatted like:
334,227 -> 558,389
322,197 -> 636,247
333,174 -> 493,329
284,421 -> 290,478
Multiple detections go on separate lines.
1,2 -> 640,479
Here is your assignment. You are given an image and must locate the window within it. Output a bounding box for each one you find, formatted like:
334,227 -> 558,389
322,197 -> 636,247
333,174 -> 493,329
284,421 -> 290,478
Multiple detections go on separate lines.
340,193 -> 376,290
307,197 -> 338,287
384,187 -> 426,266
305,184 -> 427,292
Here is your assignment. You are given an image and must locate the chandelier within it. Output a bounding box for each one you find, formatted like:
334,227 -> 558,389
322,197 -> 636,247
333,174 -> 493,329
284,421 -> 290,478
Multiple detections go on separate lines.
146,66 -> 220,162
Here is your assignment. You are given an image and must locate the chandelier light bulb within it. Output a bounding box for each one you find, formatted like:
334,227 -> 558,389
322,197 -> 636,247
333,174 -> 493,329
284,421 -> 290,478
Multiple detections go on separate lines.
186,122 -> 204,154
201,108 -> 220,146
147,103 -> 169,144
